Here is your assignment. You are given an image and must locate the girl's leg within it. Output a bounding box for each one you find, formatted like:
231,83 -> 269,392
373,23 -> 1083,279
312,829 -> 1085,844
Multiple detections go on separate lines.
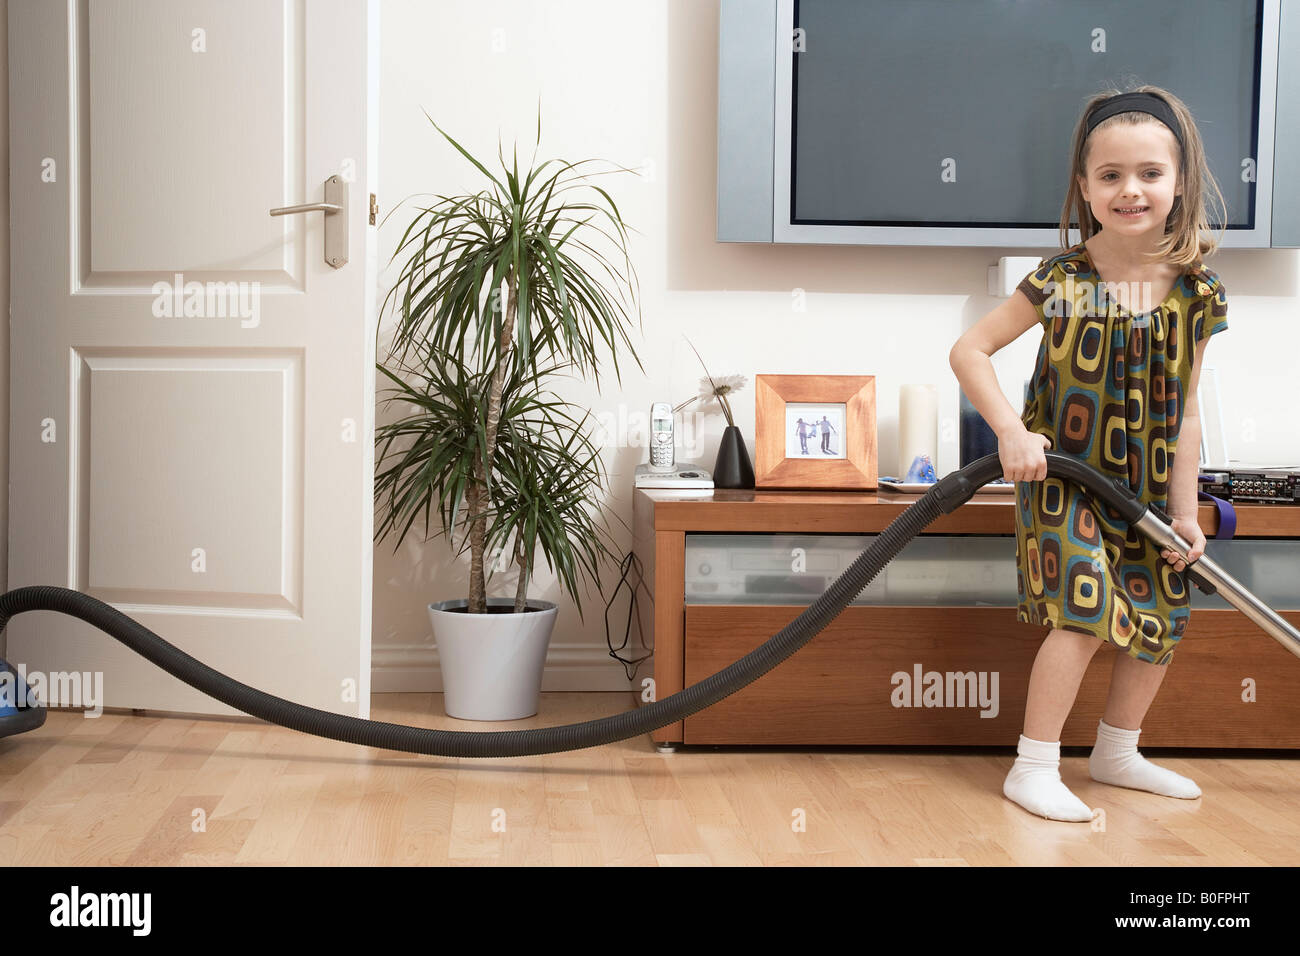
1101,651 -> 1170,729
1023,627 -> 1104,741
1089,653 -> 1201,798
1003,627 -> 1103,821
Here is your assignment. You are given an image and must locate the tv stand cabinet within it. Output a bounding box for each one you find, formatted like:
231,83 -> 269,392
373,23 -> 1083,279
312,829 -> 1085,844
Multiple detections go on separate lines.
630,486 -> 1300,749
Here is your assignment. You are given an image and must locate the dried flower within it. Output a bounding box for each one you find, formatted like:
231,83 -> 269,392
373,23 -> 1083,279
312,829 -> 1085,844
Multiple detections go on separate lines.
675,337 -> 746,428
695,374 -> 747,427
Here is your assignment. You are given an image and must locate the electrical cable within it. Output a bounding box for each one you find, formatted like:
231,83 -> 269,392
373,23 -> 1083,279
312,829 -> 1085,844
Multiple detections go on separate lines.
604,550 -> 654,681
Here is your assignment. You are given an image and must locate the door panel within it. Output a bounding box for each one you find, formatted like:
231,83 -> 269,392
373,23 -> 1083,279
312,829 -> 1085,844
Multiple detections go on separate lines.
87,0 -> 301,277
80,351 -> 302,613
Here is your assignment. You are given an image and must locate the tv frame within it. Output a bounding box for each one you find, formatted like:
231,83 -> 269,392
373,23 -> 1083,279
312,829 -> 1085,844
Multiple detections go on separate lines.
769,0 -> 1281,248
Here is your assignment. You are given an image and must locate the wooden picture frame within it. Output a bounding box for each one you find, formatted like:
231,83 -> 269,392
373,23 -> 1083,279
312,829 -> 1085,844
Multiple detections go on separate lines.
755,374 -> 877,490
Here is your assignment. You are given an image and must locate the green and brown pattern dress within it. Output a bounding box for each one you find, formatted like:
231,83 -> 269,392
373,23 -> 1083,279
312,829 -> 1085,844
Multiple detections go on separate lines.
1013,240 -> 1228,664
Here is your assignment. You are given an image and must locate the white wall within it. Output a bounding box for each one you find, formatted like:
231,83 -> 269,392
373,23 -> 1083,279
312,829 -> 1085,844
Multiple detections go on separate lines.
372,0 -> 1300,691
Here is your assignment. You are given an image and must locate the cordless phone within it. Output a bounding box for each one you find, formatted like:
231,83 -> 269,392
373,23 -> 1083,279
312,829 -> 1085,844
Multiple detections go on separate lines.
649,402 -> 675,470
634,402 -> 712,489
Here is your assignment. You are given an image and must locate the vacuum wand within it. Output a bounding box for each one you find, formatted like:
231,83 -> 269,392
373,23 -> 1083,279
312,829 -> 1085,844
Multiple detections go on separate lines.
1133,507 -> 1300,660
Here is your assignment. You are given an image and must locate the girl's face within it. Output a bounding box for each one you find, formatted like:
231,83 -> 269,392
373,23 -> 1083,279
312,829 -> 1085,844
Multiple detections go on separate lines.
1076,122 -> 1182,237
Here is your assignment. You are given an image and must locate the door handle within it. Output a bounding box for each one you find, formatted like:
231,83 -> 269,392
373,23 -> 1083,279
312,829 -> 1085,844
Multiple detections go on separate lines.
269,174 -> 348,268
270,201 -> 341,215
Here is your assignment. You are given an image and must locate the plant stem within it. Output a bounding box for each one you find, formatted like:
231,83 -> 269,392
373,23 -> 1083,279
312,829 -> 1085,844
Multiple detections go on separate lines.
513,531 -> 527,613
466,481 -> 486,613
467,273 -> 518,614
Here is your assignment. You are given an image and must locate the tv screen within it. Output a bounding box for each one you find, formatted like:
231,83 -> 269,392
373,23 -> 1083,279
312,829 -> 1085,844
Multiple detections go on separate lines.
789,0 -> 1264,230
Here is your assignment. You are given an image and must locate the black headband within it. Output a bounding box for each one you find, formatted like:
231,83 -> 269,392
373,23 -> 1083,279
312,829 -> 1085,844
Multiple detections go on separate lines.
1085,91 -> 1184,152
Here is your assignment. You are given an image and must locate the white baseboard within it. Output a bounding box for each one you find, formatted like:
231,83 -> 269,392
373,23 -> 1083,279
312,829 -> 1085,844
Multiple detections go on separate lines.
370,641 -> 651,693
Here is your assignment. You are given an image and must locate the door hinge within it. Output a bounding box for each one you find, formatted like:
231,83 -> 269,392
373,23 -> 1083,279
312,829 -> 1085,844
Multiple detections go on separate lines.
369,193 -> 377,226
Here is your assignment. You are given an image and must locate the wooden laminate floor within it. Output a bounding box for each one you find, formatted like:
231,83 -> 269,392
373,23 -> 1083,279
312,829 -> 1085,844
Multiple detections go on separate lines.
1,692 -> 1297,866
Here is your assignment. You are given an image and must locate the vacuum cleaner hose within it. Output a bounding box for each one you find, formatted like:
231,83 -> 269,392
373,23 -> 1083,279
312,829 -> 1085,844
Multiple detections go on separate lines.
2,452 -> 1296,757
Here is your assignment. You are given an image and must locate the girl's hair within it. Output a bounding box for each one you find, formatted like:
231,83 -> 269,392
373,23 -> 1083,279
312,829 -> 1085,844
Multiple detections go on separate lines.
1058,84 -> 1228,267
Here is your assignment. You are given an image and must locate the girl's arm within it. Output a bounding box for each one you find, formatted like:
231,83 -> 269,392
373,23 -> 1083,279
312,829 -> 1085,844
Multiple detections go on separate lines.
1167,412 -> 1201,518
1166,336 -> 1212,519
949,290 -> 1042,438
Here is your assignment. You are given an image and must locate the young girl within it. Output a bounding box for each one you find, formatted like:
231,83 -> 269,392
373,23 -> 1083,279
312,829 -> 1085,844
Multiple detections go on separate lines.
949,85 -> 1230,822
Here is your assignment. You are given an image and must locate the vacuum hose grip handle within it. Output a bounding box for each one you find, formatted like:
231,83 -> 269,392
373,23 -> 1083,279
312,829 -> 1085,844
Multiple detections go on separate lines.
932,452 -> 1143,521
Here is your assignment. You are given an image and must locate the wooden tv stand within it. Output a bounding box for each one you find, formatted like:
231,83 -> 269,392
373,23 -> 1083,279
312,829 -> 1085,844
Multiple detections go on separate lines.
630,485 -> 1300,749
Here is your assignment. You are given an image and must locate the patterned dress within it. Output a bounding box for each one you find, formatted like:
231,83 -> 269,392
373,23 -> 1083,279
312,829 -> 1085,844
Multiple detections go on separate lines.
1013,240 -> 1229,664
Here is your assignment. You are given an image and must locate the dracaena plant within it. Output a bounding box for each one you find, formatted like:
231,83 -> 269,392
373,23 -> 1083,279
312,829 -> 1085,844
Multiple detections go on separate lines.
375,107 -> 645,615
375,339 -> 621,620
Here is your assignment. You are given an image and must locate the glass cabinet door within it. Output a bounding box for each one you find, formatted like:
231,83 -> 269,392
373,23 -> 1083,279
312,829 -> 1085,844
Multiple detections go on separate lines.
684,533 -> 1019,606
683,533 -> 1300,611
1192,539 -> 1300,611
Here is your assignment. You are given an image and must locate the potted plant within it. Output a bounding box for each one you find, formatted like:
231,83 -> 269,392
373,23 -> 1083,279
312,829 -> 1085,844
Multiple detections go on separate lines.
374,109 -> 645,720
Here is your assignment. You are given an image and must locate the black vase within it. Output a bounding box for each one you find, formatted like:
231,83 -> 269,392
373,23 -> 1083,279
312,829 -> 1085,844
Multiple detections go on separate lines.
713,425 -> 755,489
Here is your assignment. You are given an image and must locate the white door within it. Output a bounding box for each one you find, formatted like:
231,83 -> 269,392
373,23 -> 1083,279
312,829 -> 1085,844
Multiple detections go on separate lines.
7,0 -> 378,717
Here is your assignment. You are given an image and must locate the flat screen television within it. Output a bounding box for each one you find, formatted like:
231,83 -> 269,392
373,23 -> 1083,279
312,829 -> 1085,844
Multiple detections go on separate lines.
717,0 -> 1295,247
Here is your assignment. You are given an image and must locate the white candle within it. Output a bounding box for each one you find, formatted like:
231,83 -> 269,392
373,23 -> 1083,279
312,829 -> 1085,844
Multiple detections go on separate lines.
899,384 -> 938,477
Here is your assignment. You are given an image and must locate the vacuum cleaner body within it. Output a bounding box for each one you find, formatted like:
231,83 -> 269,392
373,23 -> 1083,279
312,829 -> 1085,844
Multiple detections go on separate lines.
0,656 -> 47,739
0,453 -> 1295,755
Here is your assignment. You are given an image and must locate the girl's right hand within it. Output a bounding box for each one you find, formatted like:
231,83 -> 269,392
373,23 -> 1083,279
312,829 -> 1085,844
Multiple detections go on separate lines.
998,426 -> 1052,483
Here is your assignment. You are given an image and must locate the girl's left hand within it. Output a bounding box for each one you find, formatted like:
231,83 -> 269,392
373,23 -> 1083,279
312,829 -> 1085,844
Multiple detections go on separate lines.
1161,515 -> 1205,571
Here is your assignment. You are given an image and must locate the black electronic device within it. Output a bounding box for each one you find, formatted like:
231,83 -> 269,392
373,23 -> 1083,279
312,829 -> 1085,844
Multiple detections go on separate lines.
1199,464 -> 1300,504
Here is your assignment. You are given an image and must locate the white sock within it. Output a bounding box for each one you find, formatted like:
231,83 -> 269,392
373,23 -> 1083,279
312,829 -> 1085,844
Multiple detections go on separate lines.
1003,734 -> 1095,822
1088,719 -> 1201,799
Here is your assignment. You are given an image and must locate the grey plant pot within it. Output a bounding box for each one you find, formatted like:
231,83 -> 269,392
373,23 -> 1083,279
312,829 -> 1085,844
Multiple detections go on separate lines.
428,597 -> 559,721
